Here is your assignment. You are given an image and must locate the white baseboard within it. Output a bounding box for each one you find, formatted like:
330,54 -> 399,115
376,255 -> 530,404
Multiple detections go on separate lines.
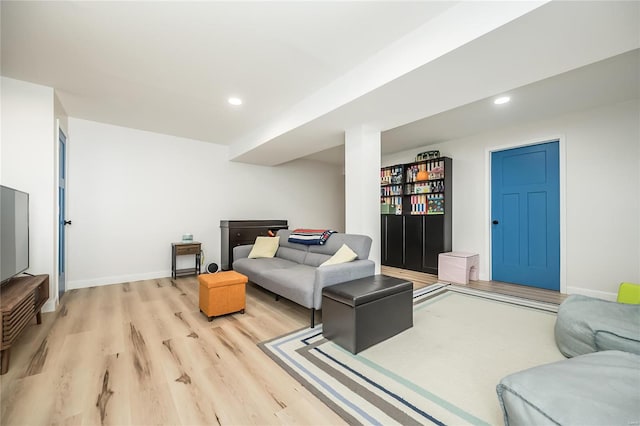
566,286 -> 617,301
67,270 -> 171,290
42,299 -> 57,313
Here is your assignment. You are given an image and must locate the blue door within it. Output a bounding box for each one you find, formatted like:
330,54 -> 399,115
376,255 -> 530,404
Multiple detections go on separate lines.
491,141 -> 560,290
58,129 -> 67,300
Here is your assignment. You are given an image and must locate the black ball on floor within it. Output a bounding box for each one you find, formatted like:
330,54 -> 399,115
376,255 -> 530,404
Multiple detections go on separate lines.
205,263 -> 219,273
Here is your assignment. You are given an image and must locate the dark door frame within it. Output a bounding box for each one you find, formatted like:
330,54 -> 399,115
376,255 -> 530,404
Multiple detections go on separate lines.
486,136 -> 566,294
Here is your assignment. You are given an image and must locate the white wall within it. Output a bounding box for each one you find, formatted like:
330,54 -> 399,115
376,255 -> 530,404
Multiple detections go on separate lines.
1,77 -> 57,311
54,94 -> 68,136
383,99 -> 640,299
67,118 -> 345,288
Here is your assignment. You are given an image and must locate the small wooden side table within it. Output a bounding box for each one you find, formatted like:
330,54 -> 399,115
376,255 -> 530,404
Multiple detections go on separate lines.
171,242 -> 201,279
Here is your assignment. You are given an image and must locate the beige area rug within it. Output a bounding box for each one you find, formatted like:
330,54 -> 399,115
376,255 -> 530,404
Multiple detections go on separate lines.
260,284 -> 565,425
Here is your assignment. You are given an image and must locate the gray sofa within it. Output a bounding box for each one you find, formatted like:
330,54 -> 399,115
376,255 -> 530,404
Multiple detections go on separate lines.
233,229 -> 375,327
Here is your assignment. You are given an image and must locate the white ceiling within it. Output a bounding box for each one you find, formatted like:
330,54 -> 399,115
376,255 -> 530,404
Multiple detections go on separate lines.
1,1 -> 454,143
381,49 -> 640,153
2,1 -> 639,167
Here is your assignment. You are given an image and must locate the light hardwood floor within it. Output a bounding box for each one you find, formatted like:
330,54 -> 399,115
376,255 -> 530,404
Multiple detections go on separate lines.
1,270 -> 564,425
0,277 -> 345,426
381,266 -> 567,305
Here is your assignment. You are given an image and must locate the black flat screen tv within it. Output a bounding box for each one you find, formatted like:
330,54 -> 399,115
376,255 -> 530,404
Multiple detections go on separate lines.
1,185 -> 30,284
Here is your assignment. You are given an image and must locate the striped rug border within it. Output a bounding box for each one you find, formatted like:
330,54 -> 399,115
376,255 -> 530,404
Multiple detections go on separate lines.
259,284 -> 559,425
415,283 -> 559,313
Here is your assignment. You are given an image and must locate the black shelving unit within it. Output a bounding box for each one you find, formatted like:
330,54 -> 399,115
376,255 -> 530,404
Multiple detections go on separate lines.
381,157 -> 452,274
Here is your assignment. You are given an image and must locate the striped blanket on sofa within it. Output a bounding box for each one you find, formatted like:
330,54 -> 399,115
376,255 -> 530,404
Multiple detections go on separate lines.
288,229 -> 336,245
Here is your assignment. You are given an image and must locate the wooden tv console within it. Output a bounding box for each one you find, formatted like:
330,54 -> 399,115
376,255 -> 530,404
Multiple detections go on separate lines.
0,274 -> 49,374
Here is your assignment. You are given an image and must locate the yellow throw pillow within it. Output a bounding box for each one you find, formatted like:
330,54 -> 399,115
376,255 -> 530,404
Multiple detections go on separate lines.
320,244 -> 357,267
248,236 -> 280,259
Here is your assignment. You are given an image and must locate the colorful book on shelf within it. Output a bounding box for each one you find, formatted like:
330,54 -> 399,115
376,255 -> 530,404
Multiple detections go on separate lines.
409,194 -> 429,215
428,194 -> 445,214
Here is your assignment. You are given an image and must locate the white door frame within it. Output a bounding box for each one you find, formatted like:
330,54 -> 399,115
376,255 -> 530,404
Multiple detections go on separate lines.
484,134 -> 567,294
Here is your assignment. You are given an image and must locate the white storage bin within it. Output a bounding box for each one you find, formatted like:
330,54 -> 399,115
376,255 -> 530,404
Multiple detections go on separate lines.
438,252 -> 479,285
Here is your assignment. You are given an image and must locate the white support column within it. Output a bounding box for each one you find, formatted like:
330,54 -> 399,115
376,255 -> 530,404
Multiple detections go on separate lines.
345,125 -> 381,273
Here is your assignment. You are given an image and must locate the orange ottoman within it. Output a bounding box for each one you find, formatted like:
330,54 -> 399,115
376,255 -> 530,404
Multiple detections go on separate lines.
198,271 -> 247,321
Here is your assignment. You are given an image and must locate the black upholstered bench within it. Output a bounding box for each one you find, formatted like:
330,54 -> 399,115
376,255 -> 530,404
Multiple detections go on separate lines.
322,275 -> 413,354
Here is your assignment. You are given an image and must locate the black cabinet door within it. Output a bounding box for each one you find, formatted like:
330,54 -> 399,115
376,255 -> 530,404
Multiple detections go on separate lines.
381,213 -> 449,274
383,215 -> 404,267
404,216 -> 424,271
423,215 -> 445,273
381,217 -> 386,263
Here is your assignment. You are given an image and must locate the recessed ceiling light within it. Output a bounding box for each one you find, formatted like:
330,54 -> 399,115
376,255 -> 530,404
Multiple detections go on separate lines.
228,97 -> 243,106
494,96 -> 511,105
